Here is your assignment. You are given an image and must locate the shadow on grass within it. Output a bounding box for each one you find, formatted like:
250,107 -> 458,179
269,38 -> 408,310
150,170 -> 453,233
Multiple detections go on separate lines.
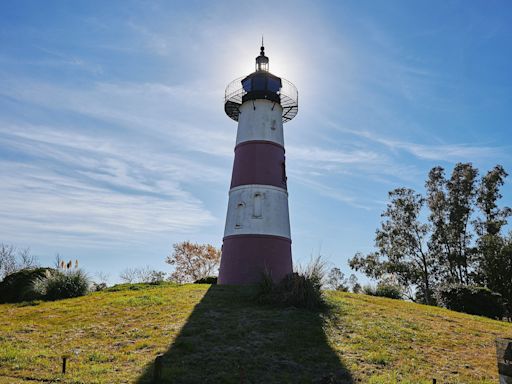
136,285 -> 353,383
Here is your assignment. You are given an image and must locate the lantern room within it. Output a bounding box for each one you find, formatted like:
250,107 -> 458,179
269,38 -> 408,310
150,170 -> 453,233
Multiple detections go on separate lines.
224,45 -> 299,123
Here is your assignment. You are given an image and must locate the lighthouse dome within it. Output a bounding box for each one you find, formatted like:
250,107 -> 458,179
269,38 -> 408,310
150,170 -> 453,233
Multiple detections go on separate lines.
224,44 -> 298,123
241,44 -> 282,104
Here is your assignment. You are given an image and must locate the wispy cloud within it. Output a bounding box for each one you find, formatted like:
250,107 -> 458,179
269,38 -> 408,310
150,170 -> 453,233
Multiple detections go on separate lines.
0,76 -> 234,155
0,124 -> 221,246
289,145 -> 380,165
331,125 -> 508,162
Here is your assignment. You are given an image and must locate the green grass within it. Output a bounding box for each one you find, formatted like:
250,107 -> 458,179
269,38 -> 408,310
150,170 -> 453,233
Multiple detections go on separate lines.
0,283 -> 510,383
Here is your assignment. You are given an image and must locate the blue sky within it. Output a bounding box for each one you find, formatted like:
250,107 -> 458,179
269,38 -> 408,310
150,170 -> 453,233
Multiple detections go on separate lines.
1,1 -> 511,283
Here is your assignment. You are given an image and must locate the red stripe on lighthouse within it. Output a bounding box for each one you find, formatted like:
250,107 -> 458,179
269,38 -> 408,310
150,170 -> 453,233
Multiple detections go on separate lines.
230,141 -> 287,189
218,234 -> 292,285
234,140 -> 284,151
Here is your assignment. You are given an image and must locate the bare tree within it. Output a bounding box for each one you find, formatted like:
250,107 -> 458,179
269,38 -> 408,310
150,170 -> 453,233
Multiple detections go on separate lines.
119,266 -> 166,284
18,248 -> 38,269
0,243 -> 17,279
94,271 -> 110,285
119,268 -> 138,283
0,243 -> 39,280
166,241 -> 221,283
54,254 -> 63,269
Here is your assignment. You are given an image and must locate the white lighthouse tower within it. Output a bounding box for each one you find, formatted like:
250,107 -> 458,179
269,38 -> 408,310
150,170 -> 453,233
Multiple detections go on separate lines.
218,43 -> 298,285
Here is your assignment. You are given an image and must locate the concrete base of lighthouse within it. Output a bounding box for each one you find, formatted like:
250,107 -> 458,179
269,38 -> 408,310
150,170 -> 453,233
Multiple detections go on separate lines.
218,235 -> 292,285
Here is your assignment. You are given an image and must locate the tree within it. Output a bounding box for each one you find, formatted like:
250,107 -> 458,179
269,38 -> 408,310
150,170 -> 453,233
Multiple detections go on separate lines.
350,188 -> 435,304
473,166 -> 512,314
53,254 -> 63,269
493,236 -> 512,317
425,166 -> 450,282
119,266 -> 166,284
94,271 -> 110,284
426,163 -> 479,285
348,274 -> 361,293
446,163 -> 478,284
0,243 -> 38,281
326,267 -> 348,291
0,244 -> 17,280
119,268 -> 137,283
475,165 -> 511,236
353,163 -> 510,307
166,241 -> 221,283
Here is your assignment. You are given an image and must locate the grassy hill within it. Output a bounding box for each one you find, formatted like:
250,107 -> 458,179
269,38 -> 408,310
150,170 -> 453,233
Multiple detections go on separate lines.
0,283 -> 511,383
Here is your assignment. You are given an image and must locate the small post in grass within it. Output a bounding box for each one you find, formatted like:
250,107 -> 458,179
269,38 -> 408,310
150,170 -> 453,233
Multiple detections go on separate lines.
496,337 -> 512,384
153,354 -> 164,383
61,355 -> 68,374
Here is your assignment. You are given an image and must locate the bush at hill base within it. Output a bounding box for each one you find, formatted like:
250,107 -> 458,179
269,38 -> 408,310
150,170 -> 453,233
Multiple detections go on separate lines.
194,276 -> 217,284
0,268 -> 54,303
437,284 -> 505,319
256,272 -> 326,311
362,282 -> 403,300
33,269 -> 90,300
0,268 -> 90,303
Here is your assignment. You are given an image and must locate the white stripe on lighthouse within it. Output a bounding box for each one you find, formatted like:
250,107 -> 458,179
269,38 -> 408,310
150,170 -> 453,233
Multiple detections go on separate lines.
236,99 -> 284,147
224,184 -> 291,239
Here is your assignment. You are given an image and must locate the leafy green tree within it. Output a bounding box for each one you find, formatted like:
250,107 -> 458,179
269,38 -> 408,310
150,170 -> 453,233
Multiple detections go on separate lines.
446,163 -> 479,284
352,163 -> 510,308
349,188 -> 435,304
473,166 -> 512,314
348,274 -> 361,293
425,166 -> 450,282
326,267 -> 348,291
426,163 -> 478,285
493,237 -> 512,316
475,165 -> 511,236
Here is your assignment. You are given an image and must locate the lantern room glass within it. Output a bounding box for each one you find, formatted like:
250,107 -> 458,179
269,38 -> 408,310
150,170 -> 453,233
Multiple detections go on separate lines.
256,59 -> 268,72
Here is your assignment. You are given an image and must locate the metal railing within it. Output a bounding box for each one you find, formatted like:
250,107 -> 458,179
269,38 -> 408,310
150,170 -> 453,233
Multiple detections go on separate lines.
224,76 -> 299,123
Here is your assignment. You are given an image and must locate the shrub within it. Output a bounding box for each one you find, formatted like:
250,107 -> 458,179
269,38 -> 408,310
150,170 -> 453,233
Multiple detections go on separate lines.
34,269 -> 90,300
194,276 -> 217,284
297,255 -> 328,289
255,272 -> 326,311
362,284 -> 376,296
437,284 -> 505,319
362,282 -> 402,300
375,282 -> 402,299
91,282 -> 107,292
0,268 -> 53,303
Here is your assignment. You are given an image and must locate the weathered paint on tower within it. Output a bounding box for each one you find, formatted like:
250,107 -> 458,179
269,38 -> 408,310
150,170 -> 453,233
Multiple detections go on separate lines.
218,45 -> 298,285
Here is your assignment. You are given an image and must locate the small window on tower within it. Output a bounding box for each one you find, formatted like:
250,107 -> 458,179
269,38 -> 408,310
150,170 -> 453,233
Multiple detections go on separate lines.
235,201 -> 245,228
281,161 -> 287,185
253,193 -> 262,218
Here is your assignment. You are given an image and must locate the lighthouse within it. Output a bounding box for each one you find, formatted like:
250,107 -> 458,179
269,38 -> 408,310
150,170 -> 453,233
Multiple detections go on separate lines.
218,44 -> 298,285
